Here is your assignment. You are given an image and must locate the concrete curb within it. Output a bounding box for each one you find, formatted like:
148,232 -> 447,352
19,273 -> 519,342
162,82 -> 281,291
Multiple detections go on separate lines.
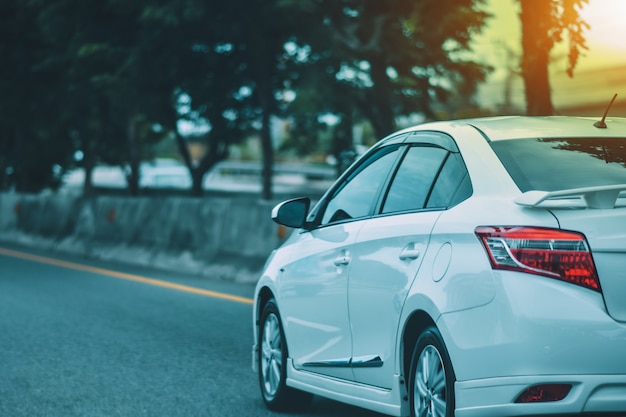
0,192 -> 284,284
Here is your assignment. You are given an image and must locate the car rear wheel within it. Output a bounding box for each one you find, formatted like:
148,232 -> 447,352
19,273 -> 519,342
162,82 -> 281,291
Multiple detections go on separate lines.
409,326 -> 455,417
258,300 -> 313,411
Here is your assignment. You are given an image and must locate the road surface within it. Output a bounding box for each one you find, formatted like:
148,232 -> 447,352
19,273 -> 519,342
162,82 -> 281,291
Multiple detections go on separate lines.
0,245 -> 384,417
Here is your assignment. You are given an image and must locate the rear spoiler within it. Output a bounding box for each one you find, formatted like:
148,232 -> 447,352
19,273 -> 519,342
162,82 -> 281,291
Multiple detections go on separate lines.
515,184 -> 626,209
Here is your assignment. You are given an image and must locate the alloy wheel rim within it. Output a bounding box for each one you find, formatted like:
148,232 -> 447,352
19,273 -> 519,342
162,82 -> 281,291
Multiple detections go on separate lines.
261,313 -> 283,399
414,344 -> 447,417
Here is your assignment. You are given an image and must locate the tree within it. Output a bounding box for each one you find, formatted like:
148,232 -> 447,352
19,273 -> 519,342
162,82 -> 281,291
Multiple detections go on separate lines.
36,0 -> 181,196
0,0 -> 494,198
233,0 -> 312,200
281,0 -> 491,149
36,0 -> 127,195
173,0 -> 310,200
0,1 -> 74,192
519,0 -> 588,115
134,0 -> 288,198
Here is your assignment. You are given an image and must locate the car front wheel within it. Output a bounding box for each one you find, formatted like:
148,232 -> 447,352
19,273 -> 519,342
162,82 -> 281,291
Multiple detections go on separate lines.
258,299 -> 312,411
409,326 -> 455,417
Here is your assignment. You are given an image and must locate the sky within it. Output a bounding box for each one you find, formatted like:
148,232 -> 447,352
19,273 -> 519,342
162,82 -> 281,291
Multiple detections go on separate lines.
474,0 -> 626,110
476,0 -> 626,70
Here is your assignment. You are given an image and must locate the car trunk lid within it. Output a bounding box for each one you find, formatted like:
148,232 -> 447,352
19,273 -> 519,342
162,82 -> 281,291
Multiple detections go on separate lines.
516,187 -> 626,322
551,209 -> 626,322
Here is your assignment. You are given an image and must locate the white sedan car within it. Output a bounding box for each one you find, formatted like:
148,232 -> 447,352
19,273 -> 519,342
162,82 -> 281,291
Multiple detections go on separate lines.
251,116 -> 626,417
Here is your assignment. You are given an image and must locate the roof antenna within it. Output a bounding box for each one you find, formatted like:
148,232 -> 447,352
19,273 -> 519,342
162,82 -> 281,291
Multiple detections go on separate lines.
594,93 -> 618,129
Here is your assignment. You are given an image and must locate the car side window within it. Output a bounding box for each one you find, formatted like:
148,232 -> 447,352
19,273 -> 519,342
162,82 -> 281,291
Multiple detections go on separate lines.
321,146 -> 400,225
427,152 -> 472,208
381,146 -> 448,213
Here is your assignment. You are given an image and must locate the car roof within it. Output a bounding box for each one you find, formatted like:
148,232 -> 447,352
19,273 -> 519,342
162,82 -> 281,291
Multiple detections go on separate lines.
401,116 -> 626,142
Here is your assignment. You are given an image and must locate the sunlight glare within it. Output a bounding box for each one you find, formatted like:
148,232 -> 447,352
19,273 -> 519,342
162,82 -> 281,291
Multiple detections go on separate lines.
580,0 -> 626,52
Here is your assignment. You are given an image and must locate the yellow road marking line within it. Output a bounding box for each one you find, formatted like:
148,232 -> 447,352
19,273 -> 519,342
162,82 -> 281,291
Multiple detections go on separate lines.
0,247 -> 254,305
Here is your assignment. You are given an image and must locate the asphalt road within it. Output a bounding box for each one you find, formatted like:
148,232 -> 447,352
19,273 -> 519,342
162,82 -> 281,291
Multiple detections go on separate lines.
0,245 -> 384,417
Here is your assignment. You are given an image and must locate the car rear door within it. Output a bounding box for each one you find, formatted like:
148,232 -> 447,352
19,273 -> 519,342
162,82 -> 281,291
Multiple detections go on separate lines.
348,133 -> 473,389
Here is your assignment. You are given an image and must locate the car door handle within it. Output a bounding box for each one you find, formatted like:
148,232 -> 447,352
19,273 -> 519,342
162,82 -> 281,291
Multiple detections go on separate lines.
399,244 -> 420,261
334,255 -> 351,266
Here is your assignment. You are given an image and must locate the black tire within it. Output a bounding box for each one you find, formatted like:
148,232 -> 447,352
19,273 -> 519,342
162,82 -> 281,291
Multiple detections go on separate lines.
258,300 -> 313,411
408,326 -> 456,417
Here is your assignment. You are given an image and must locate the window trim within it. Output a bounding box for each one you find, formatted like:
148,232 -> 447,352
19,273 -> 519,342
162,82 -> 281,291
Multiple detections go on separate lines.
405,131 -> 460,152
375,130 -> 472,216
304,130 -> 472,230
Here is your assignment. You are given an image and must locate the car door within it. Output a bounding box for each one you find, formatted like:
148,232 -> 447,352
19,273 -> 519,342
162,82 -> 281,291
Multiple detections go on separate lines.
348,133 -> 472,389
278,144 -> 403,381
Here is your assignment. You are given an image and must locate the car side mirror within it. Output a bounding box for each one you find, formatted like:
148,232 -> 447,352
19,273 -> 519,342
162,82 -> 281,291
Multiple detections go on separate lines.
271,197 -> 311,229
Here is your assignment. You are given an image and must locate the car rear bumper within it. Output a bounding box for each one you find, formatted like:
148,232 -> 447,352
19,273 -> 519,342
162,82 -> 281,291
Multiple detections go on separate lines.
456,375 -> 626,417
437,271 -> 626,415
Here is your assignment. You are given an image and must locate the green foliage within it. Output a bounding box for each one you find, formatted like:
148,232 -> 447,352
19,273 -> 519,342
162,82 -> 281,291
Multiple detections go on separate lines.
0,0 -> 492,194
272,0 -> 493,179
0,0 -> 72,191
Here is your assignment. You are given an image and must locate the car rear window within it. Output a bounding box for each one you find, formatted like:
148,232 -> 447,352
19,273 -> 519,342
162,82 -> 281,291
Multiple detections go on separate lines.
491,137 -> 626,192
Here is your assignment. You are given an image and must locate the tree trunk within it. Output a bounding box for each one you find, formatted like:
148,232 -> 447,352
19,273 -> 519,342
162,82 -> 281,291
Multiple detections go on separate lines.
191,168 -> 204,197
13,126 -> 24,192
366,56 -> 396,138
82,137 -> 95,197
83,163 -> 94,196
333,107 -> 355,176
260,102 -> 273,201
520,0 -> 554,116
173,131 -> 202,197
126,115 -> 140,196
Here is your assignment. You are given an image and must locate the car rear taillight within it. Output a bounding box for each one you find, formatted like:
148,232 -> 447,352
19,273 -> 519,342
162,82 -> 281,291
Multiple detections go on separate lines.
475,227 -> 601,292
